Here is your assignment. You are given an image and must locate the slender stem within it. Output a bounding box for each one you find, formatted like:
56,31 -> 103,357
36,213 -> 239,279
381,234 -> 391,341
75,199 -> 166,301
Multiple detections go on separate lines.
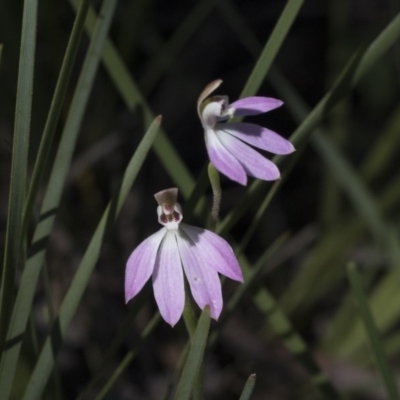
207,162 -> 221,232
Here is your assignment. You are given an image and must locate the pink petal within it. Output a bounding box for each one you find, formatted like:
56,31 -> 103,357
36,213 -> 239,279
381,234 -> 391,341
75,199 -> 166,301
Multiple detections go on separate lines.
176,231 -> 223,320
152,231 -> 184,326
218,130 -> 280,181
221,122 -> 295,155
180,224 -> 243,282
230,97 -> 283,116
125,228 -> 166,303
205,128 -> 247,185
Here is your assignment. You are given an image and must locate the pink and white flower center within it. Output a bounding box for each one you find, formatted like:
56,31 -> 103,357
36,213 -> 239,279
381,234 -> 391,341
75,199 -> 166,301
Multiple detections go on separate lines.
157,202 -> 183,230
201,96 -> 234,129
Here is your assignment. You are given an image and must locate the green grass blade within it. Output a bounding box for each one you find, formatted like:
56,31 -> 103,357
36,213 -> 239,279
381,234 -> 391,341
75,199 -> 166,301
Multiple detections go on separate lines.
0,1 -> 118,397
332,270 -> 400,359
69,0 -> 196,199
360,104 -> 400,182
238,374 -> 256,400
160,344 -> 190,400
93,313 -> 161,400
291,12 -> 400,147
267,68 -> 390,310
141,0 -> 218,96
22,0 -> 90,237
312,133 -> 388,244
217,11 -> 400,248
275,64 -> 388,244
76,288 -> 152,399
347,264 -> 400,400
174,307 -> 211,400
241,255 -> 342,400
0,0 -> 38,352
353,13 -> 400,84
214,233 -> 289,334
21,116 -> 161,400
240,0 -> 305,98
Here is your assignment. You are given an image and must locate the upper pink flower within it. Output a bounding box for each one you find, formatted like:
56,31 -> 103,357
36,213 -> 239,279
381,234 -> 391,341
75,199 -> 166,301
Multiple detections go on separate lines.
198,80 -> 295,185
125,188 -> 243,327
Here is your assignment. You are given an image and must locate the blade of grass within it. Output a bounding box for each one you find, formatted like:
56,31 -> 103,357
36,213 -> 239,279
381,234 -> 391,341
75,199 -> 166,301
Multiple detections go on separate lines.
360,104 -> 400,183
0,1 -> 118,397
291,12 -> 400,148
324,228 -> 400,358
21,116 -> 161,400
0,0 -> 38,351
93,313 -> 161,400
210,233 -> 289,341
240,254 -> 343,400
69,0 -> 196,199
280,169 -> 400,318
218,4 -> 400,315
240,0 -> 305,98
141,0 -> 219,96
347,264 -> 400,400
269,68 -> 389,245
173,307 -> 211,400
313,133 -> 388,244
267,68 -> 391,312
72,0 -> 305,211
238,374 -> 256,400
320,0 -> 352,227
218,11 -> 400,238
76,287 -> 152,399
21,0 -> 90,237
160,344 -> 190,400
337,270 -> 400,358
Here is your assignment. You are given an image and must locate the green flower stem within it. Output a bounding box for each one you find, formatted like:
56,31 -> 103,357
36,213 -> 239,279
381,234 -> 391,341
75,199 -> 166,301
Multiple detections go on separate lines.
207,162 -> 221,232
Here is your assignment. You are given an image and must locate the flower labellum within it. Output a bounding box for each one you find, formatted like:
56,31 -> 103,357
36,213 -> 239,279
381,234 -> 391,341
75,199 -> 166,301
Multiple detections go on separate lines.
125,188 -> 243,326
198,80 -> 295,185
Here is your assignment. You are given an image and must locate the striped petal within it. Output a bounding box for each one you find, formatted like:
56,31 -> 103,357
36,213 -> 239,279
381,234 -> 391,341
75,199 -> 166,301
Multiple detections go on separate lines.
205,127 -> 247,185
125,228 -> 166,303
218,130 -> 280,181
220,122 -> 295,155
230,96 -> 283,116
180,224 -> 243,282
152,231 -> 184,326
177,230 -> 223,320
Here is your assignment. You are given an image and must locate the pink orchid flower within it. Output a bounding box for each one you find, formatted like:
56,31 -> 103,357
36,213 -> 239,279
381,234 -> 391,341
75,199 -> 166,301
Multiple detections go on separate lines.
125,188 -> 243,326
198,80 -> 295,185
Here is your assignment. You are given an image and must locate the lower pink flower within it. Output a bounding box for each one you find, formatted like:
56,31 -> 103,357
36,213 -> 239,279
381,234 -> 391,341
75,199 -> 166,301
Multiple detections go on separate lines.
125,188 -> 243,326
